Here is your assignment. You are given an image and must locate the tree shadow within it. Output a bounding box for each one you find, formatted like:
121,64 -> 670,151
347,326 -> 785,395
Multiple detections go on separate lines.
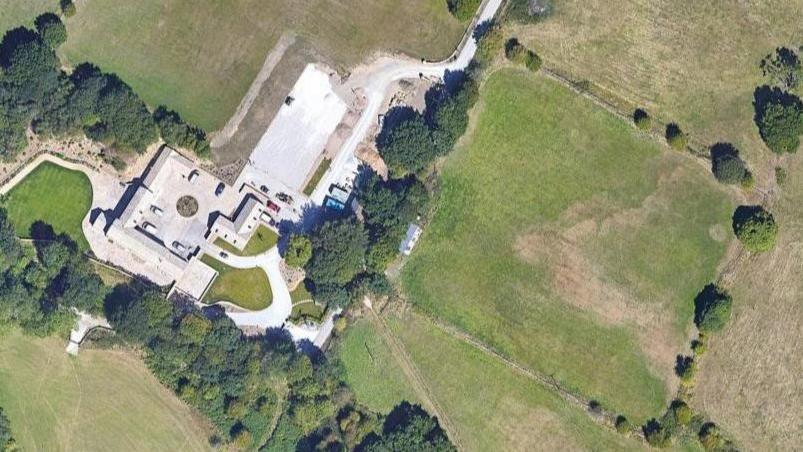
376,105 -> 419,147
731,205 -> 763,235
472,19 -> 495,42
753,84 -> 803,125
693,283 -> 719,326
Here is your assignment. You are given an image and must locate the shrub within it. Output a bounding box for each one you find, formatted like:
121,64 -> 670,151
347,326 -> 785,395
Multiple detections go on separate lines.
691,338 -> 707,356
670,400 -> 692,426
34,13 -> 66,49
506,0 -> 552,23
665,123 -> 688,150
614,415 -> 631,434
474,22 -> 504,66
523,49 -> 542,71
587,400 -> 602,415
675,355 -> 696,384
694,284 -> 733,333
60,0 -> 76,17
446,0 -> 482,21
698,423 -> 725,451
504,38 -> 541,71
633,108 -> 651,130
775,166 -> 787,185
732,205 -> 778,252
644,419 -> 672,448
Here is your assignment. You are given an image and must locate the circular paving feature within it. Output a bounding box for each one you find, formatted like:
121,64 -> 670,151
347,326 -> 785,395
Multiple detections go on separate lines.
176,195 -> 199,217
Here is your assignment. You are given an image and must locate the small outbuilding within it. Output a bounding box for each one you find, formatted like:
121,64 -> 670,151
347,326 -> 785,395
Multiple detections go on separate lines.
399,224 -> 423,256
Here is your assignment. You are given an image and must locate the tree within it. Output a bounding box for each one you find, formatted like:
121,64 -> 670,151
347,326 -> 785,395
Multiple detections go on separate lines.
285,234 -> 312,268
377,115 -> 435,176
615,415 -> 631,434
761,47 -> 802,90
665,123 -> 688,150
0,407 -> 15,452
56,264 -> 109,314
732,205 -> 778,252
756,101 -> 803,154
360,402 -> 455,452
305,219 -> 368,287
153,106 -> 209,157
633,108 -> 651,130
0,209 -> 22,273
693,284 -> 732,333
643,419 -> 671,448
34,13 -> 66,49
474,22 -> 504,67
710,143 -> 750,185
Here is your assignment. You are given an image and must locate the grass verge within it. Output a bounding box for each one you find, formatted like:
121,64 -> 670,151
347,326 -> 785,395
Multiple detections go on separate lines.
303,158 -> 331,196
2,161 -> 92,250
214,225 -> 278,256
200,255 -> 271,310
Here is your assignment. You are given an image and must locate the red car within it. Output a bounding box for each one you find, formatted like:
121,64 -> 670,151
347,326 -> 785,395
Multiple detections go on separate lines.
266,200 -> 281,213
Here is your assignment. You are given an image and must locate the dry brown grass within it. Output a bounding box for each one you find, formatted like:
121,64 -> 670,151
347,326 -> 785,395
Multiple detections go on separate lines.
514,0 -> 803,187
695,154 -> 803,451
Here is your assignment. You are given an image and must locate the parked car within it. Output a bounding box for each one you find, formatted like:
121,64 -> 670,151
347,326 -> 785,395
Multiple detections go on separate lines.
219,251 -> 229,259
188,170 -> 199,183
260,185 -> 269,194
215,182 -> 225,196
172,241 -> 187,252
150,205 -> 164,216
266,200 -> 281,213
142,222 -> 158,234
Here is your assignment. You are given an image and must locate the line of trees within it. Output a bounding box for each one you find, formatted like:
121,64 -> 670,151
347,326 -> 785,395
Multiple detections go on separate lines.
0,14 -> 208,161
0,408 -> 13,452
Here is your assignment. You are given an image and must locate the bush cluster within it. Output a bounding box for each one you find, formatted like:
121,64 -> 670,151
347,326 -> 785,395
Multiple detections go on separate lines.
710,143 -> 752,187
504,38 -> 542,72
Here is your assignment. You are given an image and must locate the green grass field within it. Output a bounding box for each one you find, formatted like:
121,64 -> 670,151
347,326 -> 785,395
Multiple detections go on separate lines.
214,225 -> 278,256
58,0 -> 464,130
289,301 -> 325,323
402,69 -> 733,421
3,162 -> 92,249
201,255 -> 272,310
514,0 -> 803,183
337,318 -> 419,414
0,0 -> 58,36
389,312 -> 646,451
0,331 -> 210,451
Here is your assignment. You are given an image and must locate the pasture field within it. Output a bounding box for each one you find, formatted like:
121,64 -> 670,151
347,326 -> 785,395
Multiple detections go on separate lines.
402,69 -> 734,421
200,255 -> 272,310
0,331 -> 210,451
694,154 -> 803,450
0,0 -> 58,35
2,162 -> 92,249
59,0 -> 465,131
389,311 -> 646,451
337,317 -> 419,413
513,0 -> 803,183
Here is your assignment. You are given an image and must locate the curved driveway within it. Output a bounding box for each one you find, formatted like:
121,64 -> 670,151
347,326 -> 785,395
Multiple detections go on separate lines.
309,0 -> 503,204
202,243 -> 293,330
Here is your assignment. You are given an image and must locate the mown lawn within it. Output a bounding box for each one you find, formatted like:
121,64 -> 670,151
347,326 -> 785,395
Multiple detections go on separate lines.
3,162 -> 92,250
58,0 -> 464,130
337,318 -> 419,414
0,330 -> 211,451
214,225 -> 278,256
201,255 -> 272,311
402,69 -> 733,421
389,312 -> 646,451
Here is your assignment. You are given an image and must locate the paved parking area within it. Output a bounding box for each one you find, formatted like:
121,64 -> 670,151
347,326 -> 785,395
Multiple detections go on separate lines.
242,64 -> 348,193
